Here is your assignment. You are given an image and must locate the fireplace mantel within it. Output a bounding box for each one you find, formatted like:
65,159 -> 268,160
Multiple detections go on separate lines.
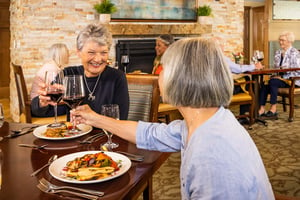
106,23 -> 212,37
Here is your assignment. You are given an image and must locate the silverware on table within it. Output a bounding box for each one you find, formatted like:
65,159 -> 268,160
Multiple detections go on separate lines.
18,144 -> 48,149
39,178 -> 104,197
79,132 -> 105,144
5,126 -> 38,138
116,151 -> 144,160
37,183 -> 99,200
31,155 -> 58,177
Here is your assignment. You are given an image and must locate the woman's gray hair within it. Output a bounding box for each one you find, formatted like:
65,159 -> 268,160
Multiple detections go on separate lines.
279,31 -> 295,43
161,37 -> 233,107
48,43 -> 69,68
76,24 -> 112,51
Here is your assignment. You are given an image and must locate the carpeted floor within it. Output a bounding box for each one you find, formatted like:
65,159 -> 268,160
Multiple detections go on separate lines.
144,100 -> 300,199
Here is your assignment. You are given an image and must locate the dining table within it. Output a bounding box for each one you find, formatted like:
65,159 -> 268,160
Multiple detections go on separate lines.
0,121 -> 171,200
245,66 -> 300,125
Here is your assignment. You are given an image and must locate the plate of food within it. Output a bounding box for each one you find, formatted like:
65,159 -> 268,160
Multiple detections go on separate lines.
49,151 -> 131,184
33,123 -> 92,140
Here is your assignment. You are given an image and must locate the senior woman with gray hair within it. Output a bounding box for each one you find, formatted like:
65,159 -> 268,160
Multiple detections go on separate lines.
258,31 -> 300,118
73,37 -> 274,199
31,24 -> 129,120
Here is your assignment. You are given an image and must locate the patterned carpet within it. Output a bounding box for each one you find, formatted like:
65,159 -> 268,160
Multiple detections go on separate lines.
143,101 -> 300,199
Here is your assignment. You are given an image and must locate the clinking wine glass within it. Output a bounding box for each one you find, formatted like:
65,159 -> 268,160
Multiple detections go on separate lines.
45,70 -> 64,128
63,75 -> 85,133
254,50 -> 264,63
101,104 -> 120,150
121,55 -> 129,73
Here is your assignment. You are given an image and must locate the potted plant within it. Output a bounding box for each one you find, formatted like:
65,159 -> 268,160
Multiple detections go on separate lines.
197,5 -> 213,24
94,0 -> 117,23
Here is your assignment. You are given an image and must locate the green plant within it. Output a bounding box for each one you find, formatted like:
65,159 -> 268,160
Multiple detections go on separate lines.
197,5 -> 212,16
94,0 -> 117,14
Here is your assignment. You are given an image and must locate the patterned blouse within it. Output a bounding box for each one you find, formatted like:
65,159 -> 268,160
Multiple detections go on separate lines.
274,46 -> 300,86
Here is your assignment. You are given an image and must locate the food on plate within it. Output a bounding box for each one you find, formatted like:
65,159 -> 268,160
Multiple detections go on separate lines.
63,152 -> 120,181
43,122 -> 79,137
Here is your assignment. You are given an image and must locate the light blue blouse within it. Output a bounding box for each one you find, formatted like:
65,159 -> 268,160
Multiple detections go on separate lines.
224,56 -> 256,74
136,107 -> 275,200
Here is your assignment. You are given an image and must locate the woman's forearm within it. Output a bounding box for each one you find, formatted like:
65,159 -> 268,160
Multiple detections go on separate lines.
89,114 -> 138,144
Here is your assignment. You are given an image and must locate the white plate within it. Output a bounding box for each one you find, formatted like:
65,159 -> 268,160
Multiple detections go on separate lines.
49,151 -> 131,184
33,124 -> 92,140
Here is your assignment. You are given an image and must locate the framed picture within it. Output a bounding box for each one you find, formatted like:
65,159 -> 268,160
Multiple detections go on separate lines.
111,0 -> 197,22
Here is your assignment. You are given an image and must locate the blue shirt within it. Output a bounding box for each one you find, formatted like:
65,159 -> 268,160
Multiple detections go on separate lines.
136,107 -> 275,200
225,56 -> 256,74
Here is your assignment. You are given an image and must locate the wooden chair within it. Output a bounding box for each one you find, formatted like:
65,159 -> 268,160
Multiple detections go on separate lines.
126,74 -> 160,122
158,103 -> 181,124
12,63 -> 66,124
229,80 -> 255,128
277,76 -> 300,122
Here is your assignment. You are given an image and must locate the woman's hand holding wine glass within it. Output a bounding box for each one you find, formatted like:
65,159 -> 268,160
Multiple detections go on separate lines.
45,70 -> 64,128
63,75 -> 85,133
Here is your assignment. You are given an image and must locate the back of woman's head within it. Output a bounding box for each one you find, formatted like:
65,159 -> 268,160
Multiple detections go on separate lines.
161,37 -> 233,108
49,43 -> 69,68
76,24 -> 112,51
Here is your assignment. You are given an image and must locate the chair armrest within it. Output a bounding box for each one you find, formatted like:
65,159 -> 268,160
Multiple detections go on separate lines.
233,80 -> 255,98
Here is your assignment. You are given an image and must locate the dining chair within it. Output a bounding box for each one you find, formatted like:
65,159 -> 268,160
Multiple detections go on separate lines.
12,63 -> 66,124
229,80 -> 255,129
126,74 -> 160,122
158,103 -> 182,124
277,76 -> 300,122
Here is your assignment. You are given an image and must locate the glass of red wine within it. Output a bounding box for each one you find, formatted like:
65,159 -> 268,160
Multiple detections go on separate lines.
254,50 -> 264,63
63,75 -> 85,133
100,104 -> 120,150
121,55 -> 129,73
45,70 -> 64,128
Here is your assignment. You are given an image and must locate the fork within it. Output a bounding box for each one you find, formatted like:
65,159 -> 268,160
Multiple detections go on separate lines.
79,133 -> 105,144
39,178 -> 104,197
37,183 -> 99,200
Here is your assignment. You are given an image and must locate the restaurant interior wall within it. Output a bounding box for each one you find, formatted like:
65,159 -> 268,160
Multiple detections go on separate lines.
9,0 -> 244,122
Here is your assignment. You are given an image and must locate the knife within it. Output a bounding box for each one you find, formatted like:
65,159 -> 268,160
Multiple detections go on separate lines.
5,127 -> 36,138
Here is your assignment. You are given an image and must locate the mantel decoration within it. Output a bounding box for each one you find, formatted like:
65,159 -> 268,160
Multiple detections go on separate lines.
94,0 -> 117,23
197,4 -> 213,24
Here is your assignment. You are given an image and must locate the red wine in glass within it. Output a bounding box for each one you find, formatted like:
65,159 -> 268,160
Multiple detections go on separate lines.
63,75 -> 85,133
63,95 -> 85,109
45,70 -> 64,128
121,55 -> 129,73
47,90 -> 63,102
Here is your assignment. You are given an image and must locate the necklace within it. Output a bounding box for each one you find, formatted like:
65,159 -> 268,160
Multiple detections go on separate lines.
83,73 -> 101,101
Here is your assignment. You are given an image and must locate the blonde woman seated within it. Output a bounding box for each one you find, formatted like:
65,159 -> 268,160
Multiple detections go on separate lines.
30,43 -> 69,100
73,37 -> 274,199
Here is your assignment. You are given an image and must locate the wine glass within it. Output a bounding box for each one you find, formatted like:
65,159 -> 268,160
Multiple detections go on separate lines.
101,104 -> 120,150
63,75 -> 85,133
254,50 -> 264,63
45,70 -> 64,128
121,55 -> 129,73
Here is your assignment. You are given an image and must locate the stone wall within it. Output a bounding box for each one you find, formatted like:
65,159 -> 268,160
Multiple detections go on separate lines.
9,0 -> 244,121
